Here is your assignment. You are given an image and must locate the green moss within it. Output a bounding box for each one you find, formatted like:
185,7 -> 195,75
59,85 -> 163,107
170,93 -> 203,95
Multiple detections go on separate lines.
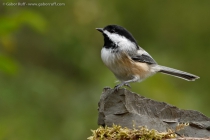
88,123 -> 188,140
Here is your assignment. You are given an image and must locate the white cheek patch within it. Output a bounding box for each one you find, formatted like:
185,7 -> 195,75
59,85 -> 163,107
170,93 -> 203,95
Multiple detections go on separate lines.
103,30 -> 136,51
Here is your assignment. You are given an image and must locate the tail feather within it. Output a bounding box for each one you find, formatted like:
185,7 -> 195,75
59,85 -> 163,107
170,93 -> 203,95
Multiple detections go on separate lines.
158,65 -> 200,81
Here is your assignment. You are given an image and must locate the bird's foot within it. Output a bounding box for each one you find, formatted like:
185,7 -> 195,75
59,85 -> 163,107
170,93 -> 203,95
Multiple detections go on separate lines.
125,83 -> 131,88
114,82 -> 131,91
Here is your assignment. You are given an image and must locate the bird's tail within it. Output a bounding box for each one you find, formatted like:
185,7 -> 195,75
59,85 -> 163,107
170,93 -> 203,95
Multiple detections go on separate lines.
158,65 -> 200,81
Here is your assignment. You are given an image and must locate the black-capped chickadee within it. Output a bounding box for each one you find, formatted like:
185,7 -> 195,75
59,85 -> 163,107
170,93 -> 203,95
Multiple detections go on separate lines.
96,25 -> 199,90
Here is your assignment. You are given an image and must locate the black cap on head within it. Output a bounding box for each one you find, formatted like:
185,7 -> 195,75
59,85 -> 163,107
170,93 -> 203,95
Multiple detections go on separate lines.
103,25 -> 138,45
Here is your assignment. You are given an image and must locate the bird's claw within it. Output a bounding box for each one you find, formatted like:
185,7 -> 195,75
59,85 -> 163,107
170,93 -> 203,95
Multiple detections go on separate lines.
114,83 -> 131,91
125,83 -> 131,88
114,84 -> 122,91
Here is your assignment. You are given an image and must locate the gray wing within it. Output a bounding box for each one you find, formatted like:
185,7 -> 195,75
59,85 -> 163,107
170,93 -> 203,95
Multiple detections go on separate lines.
130,46 -> 157,64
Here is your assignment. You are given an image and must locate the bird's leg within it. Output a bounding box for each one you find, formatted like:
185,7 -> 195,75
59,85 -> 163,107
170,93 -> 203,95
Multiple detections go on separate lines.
114,76 -> 139,91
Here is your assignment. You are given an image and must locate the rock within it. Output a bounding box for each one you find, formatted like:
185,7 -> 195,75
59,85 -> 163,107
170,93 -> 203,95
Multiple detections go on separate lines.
98,88 -> 210,138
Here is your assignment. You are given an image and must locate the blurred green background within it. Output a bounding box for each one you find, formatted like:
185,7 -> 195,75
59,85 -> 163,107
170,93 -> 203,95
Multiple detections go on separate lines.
0,0 -> 210,139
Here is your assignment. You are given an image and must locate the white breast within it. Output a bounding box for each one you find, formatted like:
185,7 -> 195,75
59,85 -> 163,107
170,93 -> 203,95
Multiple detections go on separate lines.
101,48 -> 116,66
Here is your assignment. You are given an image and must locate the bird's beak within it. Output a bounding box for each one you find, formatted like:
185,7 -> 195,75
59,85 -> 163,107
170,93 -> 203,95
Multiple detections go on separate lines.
96,28 -> 103,33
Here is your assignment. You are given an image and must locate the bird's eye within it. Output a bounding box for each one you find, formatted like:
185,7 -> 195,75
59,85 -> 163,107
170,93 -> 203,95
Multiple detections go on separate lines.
110,29 -> 115,33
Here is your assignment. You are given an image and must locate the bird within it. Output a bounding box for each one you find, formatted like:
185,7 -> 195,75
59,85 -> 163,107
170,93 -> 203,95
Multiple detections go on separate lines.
96,25 -> 199,90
